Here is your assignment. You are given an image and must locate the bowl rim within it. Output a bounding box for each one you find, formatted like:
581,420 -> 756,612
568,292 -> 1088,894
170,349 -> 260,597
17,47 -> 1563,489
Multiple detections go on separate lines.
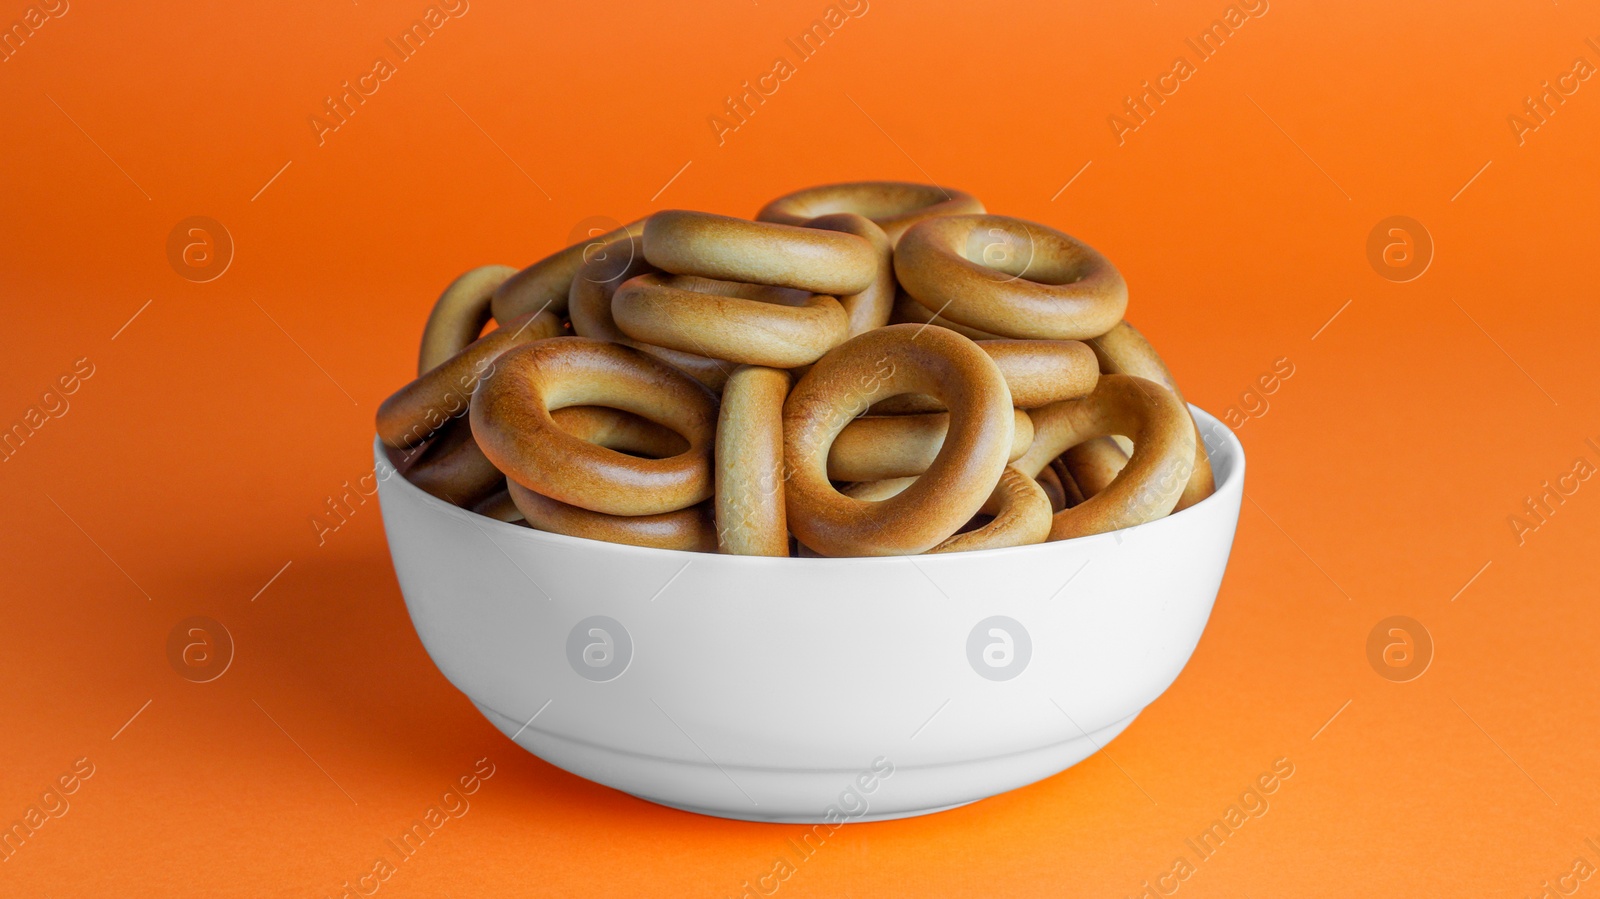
374,404 -> 1245,566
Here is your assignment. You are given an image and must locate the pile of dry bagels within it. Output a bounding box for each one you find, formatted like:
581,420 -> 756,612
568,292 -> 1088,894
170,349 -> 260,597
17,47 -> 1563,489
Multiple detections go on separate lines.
377,181 -> 1213,557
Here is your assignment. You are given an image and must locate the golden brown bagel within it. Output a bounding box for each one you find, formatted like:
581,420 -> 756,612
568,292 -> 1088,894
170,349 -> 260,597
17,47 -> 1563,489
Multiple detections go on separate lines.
418,265 -> 518,376
491,218 -> 646,322
1014,375 -> 1196,540
471,487 -> 525,523
930,466 -> 1052,553
977,340 -> 1100,408
465,408 -> 687,526
714,366 -> 791,556
1063,436 -> 1129,499
1051,458 -> 1086,507
613,273 -> 850,368
643,210 -> 877,296
841,466 -> 1052,553
567,237 -> 731,392
470,338 -> 718,516
756,181 -> 985,244
549,406 -> 689,459
890,290 -> 1006,341
567,235 -> 656,340
387,183 -> 1215,556
401,417 -> 504,507
1036,464 -> 1067,513
802,213 -> 895,335
896,214 -> 1128,340
840,477 -> 917,503
1087,320 -> 1215,511
508,481 -> 717,552
826,408 -> 1033,481
871,339 -> 1098,412
784,324 -> 1014,556
378,309 -> 563,450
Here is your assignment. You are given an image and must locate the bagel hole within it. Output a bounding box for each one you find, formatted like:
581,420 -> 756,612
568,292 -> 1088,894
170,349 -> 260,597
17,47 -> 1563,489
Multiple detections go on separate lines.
548,405 -> 690,460
956,513 -> 994,534
960,227 -> 1090,286
962,228 -> 1036,281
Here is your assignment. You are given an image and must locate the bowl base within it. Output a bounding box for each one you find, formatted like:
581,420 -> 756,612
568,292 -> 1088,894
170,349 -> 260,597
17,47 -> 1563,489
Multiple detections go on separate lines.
627,795 -> 978,824
474,700 -> 1140,823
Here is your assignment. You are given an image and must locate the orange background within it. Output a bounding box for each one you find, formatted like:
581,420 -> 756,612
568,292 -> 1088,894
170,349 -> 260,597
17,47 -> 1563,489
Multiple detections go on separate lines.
3,0 -> 1599,895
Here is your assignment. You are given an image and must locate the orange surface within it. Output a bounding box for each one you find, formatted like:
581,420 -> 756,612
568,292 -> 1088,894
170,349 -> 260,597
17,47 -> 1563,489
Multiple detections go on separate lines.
3,0 -> 1599,895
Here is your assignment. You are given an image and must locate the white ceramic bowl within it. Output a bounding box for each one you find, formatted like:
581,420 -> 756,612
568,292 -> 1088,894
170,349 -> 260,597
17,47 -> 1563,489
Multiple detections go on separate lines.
375,407 -> 1243,823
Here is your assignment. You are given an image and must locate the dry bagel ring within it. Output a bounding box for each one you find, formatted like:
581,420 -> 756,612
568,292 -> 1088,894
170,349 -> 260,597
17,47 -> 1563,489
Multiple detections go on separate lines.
841,466 -> 1052,553
471,487 -> 525,523
827,408 -> 1033,481
890,290 -> 1006,341
401,417 -> 504,507
568,237 -> 731,392
418,265 -> 518,375
507,481 -> 716,552
492,218 -> 646,322
549,406 -> 689,459
784,324 -> 1014,557
470,338 -> 718,516
1052,457 -> 1086,507
643,210 -> 876,296
871,339 -> 1098,413
979,340 -> 1100,408
471,407 -> 687,524
567,235 -> 656,340
613,273 -> 849,368
840,477 -> 917,503
1063,436 -> 1129,498
896,214 -> 1128,340
1088,320 -> 1215,511
756,181 -> 985,244
378,309 -> 563,450
1013,374 -> 1196,540
1036,464 -> 1067,513
714,366 -> 791,556
930,466 -> 1051,553
802,213 -> 894,336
